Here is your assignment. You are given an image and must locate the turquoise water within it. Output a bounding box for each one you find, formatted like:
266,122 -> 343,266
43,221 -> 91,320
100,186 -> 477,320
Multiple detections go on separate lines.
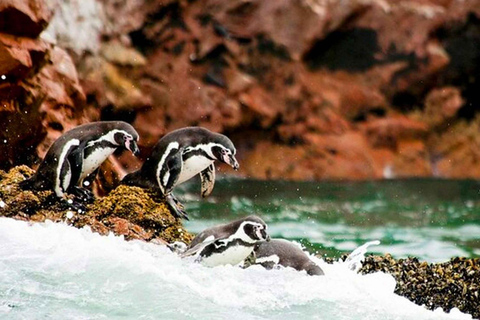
183,178 -> 480,262
0,219 -> 472,319
1,179 -> 479,319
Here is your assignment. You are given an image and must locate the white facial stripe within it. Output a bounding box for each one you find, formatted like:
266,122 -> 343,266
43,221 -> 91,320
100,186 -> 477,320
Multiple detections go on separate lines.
255,227 -> 265,240
156,142 -> 179,193
221,221 -> 266,245
86,129 -> 131,148
184,142 -> 229,159
55,139 -> 80,197
256,254 -> 280,265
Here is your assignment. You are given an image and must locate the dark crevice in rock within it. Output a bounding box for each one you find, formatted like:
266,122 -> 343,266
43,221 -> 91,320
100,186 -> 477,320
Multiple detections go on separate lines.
129,2 -> 186,54
304,28 -> 417,74
256,35 -> 291,60
304,28 -> 380,72
435,13 -> 480,121
352,108 -> 387,123
100,104 -> 137,124
391,91 -> 420,112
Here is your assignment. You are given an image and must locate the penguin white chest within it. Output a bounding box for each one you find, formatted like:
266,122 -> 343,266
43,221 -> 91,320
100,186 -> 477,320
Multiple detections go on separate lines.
199,245 -> 254,267
177,155 -> 213,185
80,147 -> 116,180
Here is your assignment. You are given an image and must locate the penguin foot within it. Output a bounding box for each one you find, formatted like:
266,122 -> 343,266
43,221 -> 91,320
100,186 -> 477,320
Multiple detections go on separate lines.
70,186 -> 95,203
165,194 -> 189,220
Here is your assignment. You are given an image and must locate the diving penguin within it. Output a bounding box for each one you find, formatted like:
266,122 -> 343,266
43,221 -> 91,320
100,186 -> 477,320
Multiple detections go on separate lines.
251,239 -> 324,276
20,121 -> 140,210
181,215 -> 270,267
122,127 -> 239,220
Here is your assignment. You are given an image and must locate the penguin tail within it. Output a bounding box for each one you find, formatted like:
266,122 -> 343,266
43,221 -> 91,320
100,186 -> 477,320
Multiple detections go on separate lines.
18,177 -> 35,190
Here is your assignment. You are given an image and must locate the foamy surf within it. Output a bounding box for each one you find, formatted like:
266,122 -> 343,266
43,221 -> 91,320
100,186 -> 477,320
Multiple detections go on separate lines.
0,218 -> 471,320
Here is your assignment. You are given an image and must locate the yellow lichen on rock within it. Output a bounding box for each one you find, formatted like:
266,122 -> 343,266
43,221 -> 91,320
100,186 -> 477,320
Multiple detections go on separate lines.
0,165 -> 193,244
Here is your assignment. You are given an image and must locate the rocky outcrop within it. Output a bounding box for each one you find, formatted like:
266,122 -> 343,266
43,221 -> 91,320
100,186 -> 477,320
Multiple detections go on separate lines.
2,0 -> 480,181
0,166 -> 192,243
360,254 -> 480,319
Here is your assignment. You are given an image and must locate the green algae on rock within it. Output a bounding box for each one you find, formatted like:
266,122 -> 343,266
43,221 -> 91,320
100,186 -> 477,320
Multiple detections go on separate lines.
0,165 -> 193,244
360,254 -> 480,319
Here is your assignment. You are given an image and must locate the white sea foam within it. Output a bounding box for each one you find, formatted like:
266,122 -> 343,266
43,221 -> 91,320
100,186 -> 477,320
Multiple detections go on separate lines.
0,218 -> 472,320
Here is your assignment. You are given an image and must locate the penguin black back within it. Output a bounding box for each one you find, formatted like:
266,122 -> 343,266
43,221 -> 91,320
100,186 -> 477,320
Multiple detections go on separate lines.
124,127 -> 236,186
121,127 -> 239,219
21,121 -> 139,202
254,239 -> 324,276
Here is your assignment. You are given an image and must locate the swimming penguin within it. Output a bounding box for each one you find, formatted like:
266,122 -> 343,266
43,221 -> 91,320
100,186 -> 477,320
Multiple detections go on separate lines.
20,121 -> 140,210
252,239 -> 324,276
122,127 -> 239,220
181,215 -> 270,267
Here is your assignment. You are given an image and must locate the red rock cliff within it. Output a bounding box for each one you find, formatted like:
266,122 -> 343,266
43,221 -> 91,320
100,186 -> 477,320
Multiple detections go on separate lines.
1,0 -> 480,181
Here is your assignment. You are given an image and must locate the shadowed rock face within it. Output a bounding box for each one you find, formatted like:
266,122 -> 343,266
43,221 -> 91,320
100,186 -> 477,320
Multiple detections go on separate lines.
2,0 -> 480,182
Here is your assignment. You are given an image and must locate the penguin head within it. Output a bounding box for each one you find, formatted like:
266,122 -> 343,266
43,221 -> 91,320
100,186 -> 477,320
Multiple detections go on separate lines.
114,131 -> 140,156
210,141 -> 239,170
240,215 -> 270,243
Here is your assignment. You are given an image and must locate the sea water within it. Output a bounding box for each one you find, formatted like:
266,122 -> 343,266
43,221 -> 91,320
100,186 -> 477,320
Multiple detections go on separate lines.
1,178 -> 479,319
0,218 -> 471,319
183,178 -> 480,262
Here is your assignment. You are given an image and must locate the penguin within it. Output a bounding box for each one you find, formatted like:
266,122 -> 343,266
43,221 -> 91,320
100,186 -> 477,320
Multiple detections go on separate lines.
251,239 -> 324,276
122,127 -> 239,220
20,121 -> 140,210
181,215 -> 270,267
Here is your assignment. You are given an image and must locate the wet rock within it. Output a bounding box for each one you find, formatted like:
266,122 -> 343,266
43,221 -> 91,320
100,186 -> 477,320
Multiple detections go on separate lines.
0,165 -> 193,244
360,254 -> 480,319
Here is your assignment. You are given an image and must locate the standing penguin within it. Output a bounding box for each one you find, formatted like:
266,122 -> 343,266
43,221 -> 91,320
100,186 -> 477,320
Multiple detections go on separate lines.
251,239 -> 324,276
20,121 -> 140,209
181,215 -> 270,267
122,127 -> 239,220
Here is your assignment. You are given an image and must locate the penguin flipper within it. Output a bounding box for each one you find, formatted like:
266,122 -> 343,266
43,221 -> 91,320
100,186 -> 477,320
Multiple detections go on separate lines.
66,146 -> 84,191
180,236 -> 216,258
163,148 -> 184,194
200,163 -> 215,198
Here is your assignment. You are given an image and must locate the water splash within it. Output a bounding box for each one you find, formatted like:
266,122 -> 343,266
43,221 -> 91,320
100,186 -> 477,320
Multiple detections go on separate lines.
344,240 -> 381,272
0,218 -> 471,320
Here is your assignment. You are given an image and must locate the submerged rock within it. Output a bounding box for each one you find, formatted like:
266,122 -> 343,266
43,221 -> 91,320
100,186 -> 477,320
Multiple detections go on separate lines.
359,254 -> 480,319
0,165 -> 193,244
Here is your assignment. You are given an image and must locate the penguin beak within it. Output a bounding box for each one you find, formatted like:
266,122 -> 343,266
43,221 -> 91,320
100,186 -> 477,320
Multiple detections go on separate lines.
127,139 -> 140,156
223,154 -> 239,171
260,228 -> 270,242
